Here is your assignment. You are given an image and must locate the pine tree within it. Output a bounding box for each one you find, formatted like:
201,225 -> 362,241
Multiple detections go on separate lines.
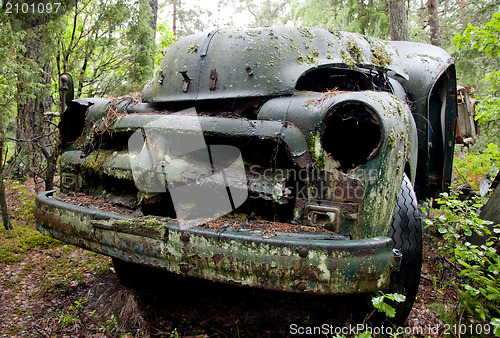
427,0 -> 441,46
128,0 -> 156,90
389,0 -> 409,40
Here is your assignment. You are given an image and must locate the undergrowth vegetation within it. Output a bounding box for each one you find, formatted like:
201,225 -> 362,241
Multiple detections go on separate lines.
422,16 -> 500,334
0,180 -> 59,264
453,143 -> 500,190
424,141 -> 500,337
0,181 -> 111,293
0,180 -> 123,336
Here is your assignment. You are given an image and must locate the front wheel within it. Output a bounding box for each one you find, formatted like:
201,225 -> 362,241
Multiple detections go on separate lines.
375,174 -> 423,324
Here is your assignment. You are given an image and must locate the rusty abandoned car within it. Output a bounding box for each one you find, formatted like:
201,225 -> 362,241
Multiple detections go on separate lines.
35,27 -> 457,322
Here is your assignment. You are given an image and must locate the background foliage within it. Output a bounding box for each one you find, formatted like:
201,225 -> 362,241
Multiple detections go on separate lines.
454,12 -> 500,147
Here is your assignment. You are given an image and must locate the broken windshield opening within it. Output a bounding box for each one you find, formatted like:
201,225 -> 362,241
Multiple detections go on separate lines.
295,67 -> 394,93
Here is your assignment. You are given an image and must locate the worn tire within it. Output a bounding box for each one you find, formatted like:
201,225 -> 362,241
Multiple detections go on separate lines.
384,174 -> 423,324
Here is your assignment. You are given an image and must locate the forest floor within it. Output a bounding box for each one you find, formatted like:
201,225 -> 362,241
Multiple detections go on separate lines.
0,179 -> 461,337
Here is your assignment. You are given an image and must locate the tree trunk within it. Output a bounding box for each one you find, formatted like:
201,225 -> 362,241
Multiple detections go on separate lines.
0,135 -> 11,230
420,0 -> 427,41
427,0 -> 441,46
149,0 -> 158,35
77,55 -> 89,98
14,93 -> 43,175
14,30 -> 55,190
389,0 -> 409,41
173,2 -> 177,38
15,37 -> 41,175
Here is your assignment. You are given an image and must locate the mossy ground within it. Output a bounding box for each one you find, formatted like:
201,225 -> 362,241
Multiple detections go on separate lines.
0,179 -> 141,336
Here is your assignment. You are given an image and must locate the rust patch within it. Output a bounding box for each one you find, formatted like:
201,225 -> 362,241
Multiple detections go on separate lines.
314,171 -> 365,204
180,233 -> 190,243
180,264 -> 189,273
293,151 -> 313,168
36,208 -> 89,240
358,270 -> 378,281
188,254 -> 202,263
290,264 -> 322,281
212,253 -> 224,264
327,258 -> 340,272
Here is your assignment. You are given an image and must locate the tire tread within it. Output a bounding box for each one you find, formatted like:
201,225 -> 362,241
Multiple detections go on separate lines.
386,175 -> 423,324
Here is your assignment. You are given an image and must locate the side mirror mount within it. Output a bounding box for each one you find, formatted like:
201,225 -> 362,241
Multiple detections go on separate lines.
59,73 -> 74,114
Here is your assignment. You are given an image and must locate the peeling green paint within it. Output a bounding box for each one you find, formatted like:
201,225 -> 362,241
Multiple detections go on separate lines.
36,190 -> 394,294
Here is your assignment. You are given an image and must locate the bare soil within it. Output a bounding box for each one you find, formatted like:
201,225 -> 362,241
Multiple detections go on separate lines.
0,179 -> 460,337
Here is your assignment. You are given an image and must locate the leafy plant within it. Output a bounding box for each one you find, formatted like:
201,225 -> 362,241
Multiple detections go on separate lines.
454,13 -> 500,65
100,314 -> 120,333
453,143 -> 500,190
425,193 -> 500,323
454,13 -> 500,147
59,298 -> 85,327
371,291 -> 406,318
170,328 -> 181,338
155,18 -> 176,68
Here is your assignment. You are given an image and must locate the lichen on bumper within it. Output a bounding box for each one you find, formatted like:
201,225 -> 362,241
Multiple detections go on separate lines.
36,191 -> 395,294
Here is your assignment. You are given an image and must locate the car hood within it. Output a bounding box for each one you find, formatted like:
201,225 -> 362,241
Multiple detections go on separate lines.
142,26 -> 452,103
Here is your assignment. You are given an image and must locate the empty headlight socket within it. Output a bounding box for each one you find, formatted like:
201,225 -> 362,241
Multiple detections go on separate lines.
321,102 -> 383,171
